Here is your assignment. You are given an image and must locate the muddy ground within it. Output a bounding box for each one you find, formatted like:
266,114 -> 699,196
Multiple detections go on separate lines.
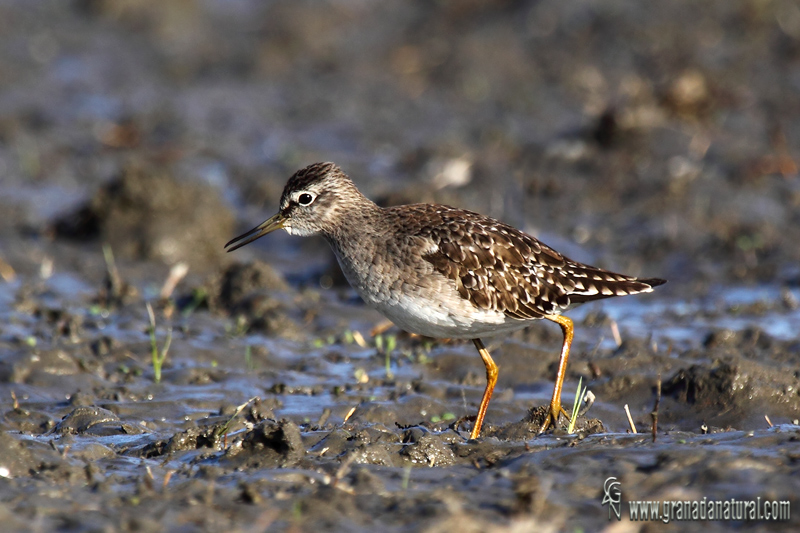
1,1 -> 800,531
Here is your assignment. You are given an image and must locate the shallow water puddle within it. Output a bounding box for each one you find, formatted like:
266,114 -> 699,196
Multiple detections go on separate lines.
573,284 -> 800,353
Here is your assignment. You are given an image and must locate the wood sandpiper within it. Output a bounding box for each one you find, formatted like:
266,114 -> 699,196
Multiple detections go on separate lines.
225,162 -> 666,439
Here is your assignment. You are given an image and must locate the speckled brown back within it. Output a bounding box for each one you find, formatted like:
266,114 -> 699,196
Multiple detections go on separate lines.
397,204 -> 666,319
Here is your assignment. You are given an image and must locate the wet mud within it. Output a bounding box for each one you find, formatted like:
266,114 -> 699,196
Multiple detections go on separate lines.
1,1 -> 799,531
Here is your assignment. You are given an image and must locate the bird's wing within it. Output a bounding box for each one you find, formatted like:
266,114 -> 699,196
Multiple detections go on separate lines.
414,206 -> 663,320
415,207 -> 570,319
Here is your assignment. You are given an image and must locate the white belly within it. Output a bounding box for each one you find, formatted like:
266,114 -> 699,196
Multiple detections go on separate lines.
330,238 -> 538,339
365,286 -> 535,339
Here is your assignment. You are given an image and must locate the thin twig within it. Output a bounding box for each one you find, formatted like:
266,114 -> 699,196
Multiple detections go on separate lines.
351,330 -> 368,348
610,321 -> 622,347
102,244 -> 122,300
316,408 -> 331,428
651,372 -> 661,442
578,390 -> 596,417
162,470 -> 174,492
160,262 -> 189,300
0,256 -> 16,282
624,404 -> 637,434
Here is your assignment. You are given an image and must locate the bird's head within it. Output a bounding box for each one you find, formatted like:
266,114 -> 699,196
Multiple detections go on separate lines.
224,162 -> 364,251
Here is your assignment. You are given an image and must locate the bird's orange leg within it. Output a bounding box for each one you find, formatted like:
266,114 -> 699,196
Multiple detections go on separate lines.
470,338 -> 498,440
540,315 -> 574,433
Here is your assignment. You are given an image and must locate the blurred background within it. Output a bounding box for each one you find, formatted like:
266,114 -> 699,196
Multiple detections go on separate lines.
1,2 -> 800,530
1,0 -> 798,290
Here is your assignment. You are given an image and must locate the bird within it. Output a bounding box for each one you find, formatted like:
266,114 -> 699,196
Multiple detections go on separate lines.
225,162 -> 666,439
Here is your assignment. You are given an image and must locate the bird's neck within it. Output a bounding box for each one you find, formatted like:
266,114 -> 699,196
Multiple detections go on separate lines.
323,198 -> 382,242
322,199 -> 383,276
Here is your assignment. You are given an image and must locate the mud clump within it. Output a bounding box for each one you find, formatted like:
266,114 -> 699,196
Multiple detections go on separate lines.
401,429 -> 457,466
200,261 -> 302,338
205,260 -> 289,310
2,405 -> 53,434
51,164 -> 234,270
1,348 -> 81,386
0,431 -> 61,478
54,406 -> 144,436
664,362 -> 742,408
125,426 -> 223,459
491,407 -> 606,441
662,355 -> 800,429
232,419 -> 305,468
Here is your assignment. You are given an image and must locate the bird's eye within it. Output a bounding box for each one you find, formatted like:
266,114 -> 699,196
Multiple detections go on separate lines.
297,192 -> 315,206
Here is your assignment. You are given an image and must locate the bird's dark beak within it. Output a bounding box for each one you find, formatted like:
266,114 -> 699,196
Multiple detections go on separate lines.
224,213 -> 286,252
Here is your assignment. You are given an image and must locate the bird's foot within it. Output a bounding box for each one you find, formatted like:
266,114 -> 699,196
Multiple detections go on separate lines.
537,402 -> 570,434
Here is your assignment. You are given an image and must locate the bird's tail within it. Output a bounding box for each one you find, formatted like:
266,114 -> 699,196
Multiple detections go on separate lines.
564,263 -> 666,304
